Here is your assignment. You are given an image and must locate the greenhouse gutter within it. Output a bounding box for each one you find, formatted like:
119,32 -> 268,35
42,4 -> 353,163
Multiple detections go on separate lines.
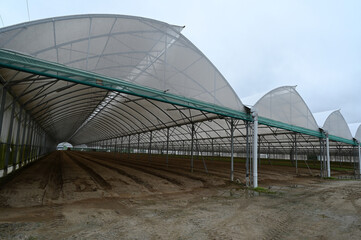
0,49 -> 357,146
0,49 -> 250,121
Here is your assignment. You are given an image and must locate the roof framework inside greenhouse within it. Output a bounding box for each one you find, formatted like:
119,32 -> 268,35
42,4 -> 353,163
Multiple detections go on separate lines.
0,14 -> 360,183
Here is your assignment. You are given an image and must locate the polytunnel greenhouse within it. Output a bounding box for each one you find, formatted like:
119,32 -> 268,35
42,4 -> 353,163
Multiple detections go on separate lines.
0,14 -> 360,188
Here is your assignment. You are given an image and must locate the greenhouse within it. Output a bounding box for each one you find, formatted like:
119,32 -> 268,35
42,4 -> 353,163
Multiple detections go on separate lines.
0,14 -> 360,187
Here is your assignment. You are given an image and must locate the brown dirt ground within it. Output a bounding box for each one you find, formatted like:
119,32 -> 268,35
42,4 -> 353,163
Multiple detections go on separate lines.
0,151 -> 361,239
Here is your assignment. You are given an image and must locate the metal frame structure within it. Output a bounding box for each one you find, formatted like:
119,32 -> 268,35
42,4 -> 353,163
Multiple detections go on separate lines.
0,15 -> 360,186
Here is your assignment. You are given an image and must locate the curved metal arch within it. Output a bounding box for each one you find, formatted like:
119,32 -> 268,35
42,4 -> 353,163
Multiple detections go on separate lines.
30,89 -> 106,118
76,108 -> 136,136
41,107 -> 96,129
73,120 -> 125,142
35,102 -> 102,127
23,82 -> 80,107
40,105 -> 98,128
32,94 -> 105,121
94,97 -> 154,133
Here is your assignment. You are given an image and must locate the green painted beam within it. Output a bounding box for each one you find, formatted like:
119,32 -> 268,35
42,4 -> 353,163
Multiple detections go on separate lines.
0,49 -> 357,146
0,49 -> 250,121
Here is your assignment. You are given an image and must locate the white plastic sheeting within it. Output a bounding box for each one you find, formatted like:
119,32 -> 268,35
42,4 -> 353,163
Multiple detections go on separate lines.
0,14 -> 243,112
321,110 -> 353,140
355,125 -> 361,142
348,123 -> 361,140
253,86 -> 319,132
0,15 -> 357,154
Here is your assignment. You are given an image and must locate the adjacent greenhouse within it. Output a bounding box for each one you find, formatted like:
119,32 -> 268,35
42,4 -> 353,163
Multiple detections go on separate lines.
0,14 -> 360,185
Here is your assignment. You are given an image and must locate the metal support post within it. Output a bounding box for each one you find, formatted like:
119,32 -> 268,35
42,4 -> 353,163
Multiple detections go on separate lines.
28,122 -> 34,163
33,126 -> 39,160
166,128 -> 170,167
191,123 -> 195,173
120,136 -> 123,155
114,138 -> 118,159
320,138 -> 324,177
128,135 -> 131,160
246,121 -> 250,186
137,134 -> 140,154
4,100 -> 16,175
148,131 -> 152,162
0,87 -> 7,138
326,133 -> 331,178
295,134 -> 298,175
211,138 -> 214,160
230,118 -> 234,181
252,110 -> 258,188
357,142 -> 361,178
19,114 -> 28,167
13,108 -> 23,170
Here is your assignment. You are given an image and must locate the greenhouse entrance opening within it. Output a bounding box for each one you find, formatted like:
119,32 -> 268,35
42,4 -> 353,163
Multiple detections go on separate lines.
56,142 -> 73,151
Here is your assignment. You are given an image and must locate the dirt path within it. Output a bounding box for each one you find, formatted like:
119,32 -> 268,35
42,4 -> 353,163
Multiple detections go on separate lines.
0,151 -> 360,239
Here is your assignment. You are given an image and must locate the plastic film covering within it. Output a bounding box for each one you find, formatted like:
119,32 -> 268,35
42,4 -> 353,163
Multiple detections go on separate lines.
313,110 -> 336,128
355,125 -> 361,142
0,14 -> 243,112
253,86 -> 319,132
348,123 -> 361,140
322,110 -> 353,140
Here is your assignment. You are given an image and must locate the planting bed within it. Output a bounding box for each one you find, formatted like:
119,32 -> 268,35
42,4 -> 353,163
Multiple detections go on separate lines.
0,151 -> 360,239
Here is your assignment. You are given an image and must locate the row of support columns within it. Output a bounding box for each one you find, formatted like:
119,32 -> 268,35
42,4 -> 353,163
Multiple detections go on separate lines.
87,114 -> 261,188
0,87 -> 53,177
86,111 -> 361,188
358,143 -> 361,178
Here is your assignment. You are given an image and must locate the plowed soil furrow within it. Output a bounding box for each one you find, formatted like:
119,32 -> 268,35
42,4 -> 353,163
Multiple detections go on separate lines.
41,152 -> 63,204
117,153 -> 234,179
94,154 -> 209,186
75,153 -> 185,187
110,153 -> 219,174
64,152 -> 111,190
70,152 -> 155,192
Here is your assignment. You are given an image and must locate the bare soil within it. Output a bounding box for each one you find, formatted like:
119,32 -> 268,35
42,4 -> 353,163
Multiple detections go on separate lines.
0,151 -> 361,239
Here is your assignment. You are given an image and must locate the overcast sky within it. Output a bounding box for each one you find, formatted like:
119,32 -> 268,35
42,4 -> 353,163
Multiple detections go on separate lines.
0,0 -> 360,124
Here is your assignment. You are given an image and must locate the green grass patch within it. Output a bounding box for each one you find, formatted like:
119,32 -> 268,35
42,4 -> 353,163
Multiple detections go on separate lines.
253,187 -> 277,194
323,177 -> 337,180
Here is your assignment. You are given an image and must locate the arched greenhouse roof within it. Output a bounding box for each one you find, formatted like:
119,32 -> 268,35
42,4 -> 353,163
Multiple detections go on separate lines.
0,14 -> 243,111
356,125 -> 361,142
253,86 -> 319,132
313,110 -> 337,128
318,110 -> 353,141
0,14 -> 245,145
348,123 -> 361,140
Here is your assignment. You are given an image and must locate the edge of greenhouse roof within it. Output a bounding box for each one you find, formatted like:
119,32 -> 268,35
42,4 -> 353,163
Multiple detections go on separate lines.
313,109 -> 338,128
0,48 -> 250,120
0,14 -> 244,112
321,110 -> 353,141
0,14 -> 184,34
253,85 -> 320,132
0,49 -> 358,146
348,123 -> 361,139
354,125 -> 361,142
241,91 -> 268,108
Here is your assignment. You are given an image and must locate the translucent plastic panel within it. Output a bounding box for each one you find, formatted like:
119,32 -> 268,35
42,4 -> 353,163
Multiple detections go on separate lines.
254,86 -> 319,131
0,21 -> 54,54
0,14 -> 244,113
356,125 -> 361,142
347,123 -> 360,139
313,110 -> 336,128
323,110 -> 353,140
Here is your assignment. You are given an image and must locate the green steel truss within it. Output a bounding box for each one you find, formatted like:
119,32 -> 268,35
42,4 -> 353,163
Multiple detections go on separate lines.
0,49 -> 358,146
